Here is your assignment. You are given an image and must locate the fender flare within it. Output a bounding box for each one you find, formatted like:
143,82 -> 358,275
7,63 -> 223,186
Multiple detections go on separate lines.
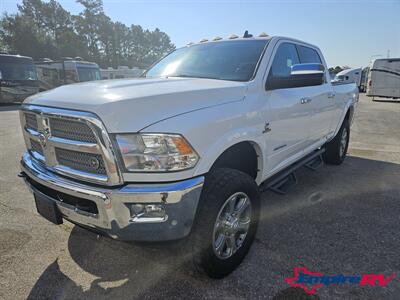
193,128 -> 265,184
332,98 -> 356,139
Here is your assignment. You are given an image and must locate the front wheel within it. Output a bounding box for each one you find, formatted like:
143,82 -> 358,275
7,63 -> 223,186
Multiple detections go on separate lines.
323,118 -> 350,165
190,168 -> 260,278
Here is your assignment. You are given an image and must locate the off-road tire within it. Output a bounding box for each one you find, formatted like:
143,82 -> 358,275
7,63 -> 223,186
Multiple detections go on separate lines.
323,118 -> 350,165
189,168 -> 260,278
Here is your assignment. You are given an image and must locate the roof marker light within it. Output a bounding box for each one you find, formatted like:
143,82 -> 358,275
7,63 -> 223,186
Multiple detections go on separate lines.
228,34 -> 239,39
199,38 -> 209,43
259,32 -> 269,37
243,30 -> 253,38
213,36 -> 223,41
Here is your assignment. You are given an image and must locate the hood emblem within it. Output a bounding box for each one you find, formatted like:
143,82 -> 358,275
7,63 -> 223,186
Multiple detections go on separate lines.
89,157 -> 100,170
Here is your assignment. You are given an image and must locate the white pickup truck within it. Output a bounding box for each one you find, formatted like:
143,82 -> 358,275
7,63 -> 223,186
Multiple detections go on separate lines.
19,34 -> 358,278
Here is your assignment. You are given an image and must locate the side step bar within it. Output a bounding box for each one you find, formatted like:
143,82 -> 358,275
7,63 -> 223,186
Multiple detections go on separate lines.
305,153 -> 324,171
259,148 -> 325,194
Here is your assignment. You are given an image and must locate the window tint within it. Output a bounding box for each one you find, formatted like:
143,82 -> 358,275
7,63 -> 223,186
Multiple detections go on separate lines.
266,42 -> 325,90
269,43 -> 300,78
297,45 -> 322,64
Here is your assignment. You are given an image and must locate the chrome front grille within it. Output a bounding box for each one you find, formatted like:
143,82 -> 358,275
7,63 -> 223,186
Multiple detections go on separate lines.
25,113 -> 38,131
49,117 -> 97,143
20,105 -> 122,186
30,139 -> 43,156
55,148 -> 106,175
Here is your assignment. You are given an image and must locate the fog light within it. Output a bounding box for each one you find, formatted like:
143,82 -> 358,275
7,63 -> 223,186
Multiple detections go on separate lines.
129,204 -> 168,223
130,204 -> 145,215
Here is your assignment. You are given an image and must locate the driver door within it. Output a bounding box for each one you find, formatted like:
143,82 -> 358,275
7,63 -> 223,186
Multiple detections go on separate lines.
261,42 -> 314,175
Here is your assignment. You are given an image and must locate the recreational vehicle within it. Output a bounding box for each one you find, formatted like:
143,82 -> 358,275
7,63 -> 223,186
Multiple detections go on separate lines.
359,67 -> 370,93
0,54 -> 39,103
101,66 -> 144,79
35,59 -> 101,91
367,58 -> 400,99
332,68 -> 362,88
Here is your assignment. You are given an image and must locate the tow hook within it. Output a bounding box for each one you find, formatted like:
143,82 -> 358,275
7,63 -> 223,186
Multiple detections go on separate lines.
17,172 -> 26,178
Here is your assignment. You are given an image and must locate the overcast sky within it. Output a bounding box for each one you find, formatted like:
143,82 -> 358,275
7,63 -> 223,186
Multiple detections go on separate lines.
1,0 -> 399,68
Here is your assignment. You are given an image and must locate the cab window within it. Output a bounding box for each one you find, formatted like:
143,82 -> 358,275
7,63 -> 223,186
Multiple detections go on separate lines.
266,42 -> 325,90
268,43 -> 300,78
296,45 -> 322,64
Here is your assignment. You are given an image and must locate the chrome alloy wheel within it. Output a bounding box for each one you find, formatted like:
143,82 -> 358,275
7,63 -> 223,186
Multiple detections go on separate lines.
339,127 -> 348,157
212,192 -> 252,260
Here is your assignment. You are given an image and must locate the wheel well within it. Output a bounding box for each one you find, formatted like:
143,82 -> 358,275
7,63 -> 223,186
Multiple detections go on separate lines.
345,106 -> 353,121
211,142 -> 259,179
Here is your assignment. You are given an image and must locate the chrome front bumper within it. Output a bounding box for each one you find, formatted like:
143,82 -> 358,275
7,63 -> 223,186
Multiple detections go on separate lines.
20,153 -> 204,241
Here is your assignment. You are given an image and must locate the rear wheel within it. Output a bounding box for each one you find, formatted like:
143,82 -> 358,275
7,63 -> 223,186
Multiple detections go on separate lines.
323,118 -> 350,165
190,168 -> 260,278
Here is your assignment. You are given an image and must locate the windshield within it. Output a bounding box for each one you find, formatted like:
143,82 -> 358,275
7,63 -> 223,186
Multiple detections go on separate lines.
146,40 -> 268,82
0,62 -> 37,81
77,66 -> 101,82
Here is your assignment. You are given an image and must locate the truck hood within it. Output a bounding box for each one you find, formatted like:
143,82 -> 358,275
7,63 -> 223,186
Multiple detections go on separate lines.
25,77 -> 247,132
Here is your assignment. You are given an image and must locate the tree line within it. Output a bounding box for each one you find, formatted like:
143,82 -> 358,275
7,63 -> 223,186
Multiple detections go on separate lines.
0,0 -> 175,68
329,66 -> 347,75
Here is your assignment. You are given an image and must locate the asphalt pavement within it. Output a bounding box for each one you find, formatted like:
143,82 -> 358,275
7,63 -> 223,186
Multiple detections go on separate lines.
0,94 -> 399,299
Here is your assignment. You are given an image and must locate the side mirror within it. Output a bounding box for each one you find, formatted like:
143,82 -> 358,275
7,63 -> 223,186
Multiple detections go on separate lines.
289,63 -> 325,86
266,63 -> 325,90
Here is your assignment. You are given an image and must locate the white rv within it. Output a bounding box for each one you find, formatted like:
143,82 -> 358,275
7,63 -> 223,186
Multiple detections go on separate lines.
366,58 -> 400,99
35,59 -> 101,91
332,68 -> 362,88
359,67 -> 370,93
101,66 -> 144,80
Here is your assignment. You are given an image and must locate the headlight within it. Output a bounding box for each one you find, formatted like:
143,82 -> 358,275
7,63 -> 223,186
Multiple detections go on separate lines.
115,134 -> 199,172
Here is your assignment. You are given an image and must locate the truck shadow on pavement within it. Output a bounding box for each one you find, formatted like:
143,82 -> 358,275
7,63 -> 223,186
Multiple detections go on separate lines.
27,226 -> 212,300
27,156 -> 400,299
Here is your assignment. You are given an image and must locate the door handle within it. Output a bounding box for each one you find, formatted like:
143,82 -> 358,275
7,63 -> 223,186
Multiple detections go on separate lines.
328,92 -> 336,99
300,97 -> 312,104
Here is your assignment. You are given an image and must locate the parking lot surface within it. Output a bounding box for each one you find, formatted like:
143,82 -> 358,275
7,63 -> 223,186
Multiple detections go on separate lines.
1,94 -> 399,299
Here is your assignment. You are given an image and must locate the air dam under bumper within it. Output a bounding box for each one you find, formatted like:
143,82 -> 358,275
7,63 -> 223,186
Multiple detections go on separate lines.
20,152 -> 204,241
